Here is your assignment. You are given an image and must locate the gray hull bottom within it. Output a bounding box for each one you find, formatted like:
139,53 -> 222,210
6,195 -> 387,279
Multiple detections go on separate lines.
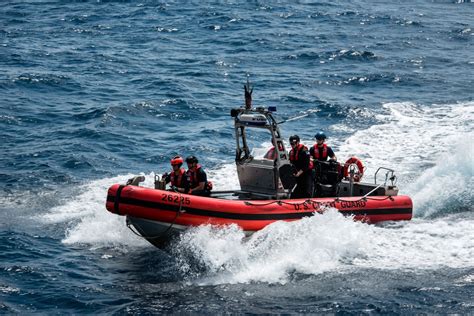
126,216 -> 256,249
126,216 -> 187,248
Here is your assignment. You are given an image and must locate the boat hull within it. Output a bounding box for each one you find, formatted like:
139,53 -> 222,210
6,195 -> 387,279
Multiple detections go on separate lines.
106,184 -> 412,247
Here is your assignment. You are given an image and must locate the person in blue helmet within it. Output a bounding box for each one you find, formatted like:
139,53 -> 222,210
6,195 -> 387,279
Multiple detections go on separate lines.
310,131 -> 339,197
310,131 -> 336,162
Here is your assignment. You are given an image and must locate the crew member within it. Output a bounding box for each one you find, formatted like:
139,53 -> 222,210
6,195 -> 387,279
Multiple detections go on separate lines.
186,155 -> 212,197
264,139 -> 277,160
310,131 -> 336,162
163,156 -> 190,193
310,132 -> 340,197
288,135 -> 312,198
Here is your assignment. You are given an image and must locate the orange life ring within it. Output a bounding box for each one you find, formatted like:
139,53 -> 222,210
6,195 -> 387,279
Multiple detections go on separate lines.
343,157 -> 364,182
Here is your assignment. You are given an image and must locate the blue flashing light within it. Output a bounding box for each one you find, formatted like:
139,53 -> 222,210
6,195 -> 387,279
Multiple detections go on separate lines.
268,106 -> 277,112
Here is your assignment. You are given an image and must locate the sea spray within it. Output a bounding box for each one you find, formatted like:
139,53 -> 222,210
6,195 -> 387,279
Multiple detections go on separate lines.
41,173 -> 148,248
409,137 -> 474,218
173,209 -> 371,285
173,212 -> 473,285
338,101 -> 474,186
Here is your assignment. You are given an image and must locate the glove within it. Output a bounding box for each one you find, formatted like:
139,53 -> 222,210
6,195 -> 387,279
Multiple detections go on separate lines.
171,186 -> 178,192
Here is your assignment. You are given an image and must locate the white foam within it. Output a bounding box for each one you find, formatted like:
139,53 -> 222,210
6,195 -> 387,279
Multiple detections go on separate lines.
356,217 -> 474,271
40,165 -> 241,249
206,163 -> 240,190
338,101 -> 473,217
40,173 -> 149,249
338,101 -> 474,184
175,209 -> 369,284
408,140 -> 473,217
173,209 -> 474,285
0,285 -> 20,294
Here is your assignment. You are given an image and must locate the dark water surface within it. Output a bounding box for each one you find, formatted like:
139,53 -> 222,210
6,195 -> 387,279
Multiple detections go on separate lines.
1,1 -> 473,314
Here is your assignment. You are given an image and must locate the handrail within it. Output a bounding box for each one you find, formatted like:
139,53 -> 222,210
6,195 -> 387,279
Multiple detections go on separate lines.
374,167 -> 395,185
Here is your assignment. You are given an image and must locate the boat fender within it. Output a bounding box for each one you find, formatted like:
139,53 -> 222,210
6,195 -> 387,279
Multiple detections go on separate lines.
343,157 -> 364,182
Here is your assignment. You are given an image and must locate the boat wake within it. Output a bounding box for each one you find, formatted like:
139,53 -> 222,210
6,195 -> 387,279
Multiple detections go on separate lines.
409,140 -> 473,218
173,208 -> 473,285
336,101 -> 473,218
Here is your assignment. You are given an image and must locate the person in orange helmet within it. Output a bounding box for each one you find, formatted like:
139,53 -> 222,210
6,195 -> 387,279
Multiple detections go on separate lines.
163,156 -> 190,193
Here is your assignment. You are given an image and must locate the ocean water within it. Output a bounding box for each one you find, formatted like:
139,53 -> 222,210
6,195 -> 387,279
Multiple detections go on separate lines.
1,1 -> 473,313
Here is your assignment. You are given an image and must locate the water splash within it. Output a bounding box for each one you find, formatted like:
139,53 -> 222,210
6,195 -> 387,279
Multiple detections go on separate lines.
339,101 -> 473,217
339,102 -> 473,180
173,210 -> 473,285
40,166 -> 240,249
408,140 -> 473,218
174,209 -> 370,285
40,174 -> 148,249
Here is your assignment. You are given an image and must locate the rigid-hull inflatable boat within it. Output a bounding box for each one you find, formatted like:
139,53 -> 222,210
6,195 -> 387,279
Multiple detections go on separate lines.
105,83 -> 413,248
106,184 -> 412,248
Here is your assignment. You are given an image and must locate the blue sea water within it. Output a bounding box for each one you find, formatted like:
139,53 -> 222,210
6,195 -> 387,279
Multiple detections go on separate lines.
1,1 -> 473,313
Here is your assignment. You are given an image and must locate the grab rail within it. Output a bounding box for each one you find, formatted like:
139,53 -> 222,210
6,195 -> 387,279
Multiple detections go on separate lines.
374,167 -> 396,186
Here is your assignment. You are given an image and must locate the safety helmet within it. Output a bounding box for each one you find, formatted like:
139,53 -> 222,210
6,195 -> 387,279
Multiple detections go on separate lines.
315,131 -> 326,140
289,135 -> 300,143
185,155 -> 198,164
170,155 -> 183,166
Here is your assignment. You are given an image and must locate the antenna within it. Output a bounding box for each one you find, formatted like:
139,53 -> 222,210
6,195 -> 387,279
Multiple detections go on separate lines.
244,75 -> 253,110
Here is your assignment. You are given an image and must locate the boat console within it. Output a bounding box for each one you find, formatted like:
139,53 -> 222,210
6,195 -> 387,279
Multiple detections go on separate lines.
231,105 -> 294,199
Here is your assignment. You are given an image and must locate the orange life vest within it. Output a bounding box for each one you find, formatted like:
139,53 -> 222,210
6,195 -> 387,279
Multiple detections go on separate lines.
187,164 -> 212,191
170,168 -> 186,187
187,164 -> 200,187
289,144 -> 305,162
290,144 -> 313,169
312,144 -> 328,160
